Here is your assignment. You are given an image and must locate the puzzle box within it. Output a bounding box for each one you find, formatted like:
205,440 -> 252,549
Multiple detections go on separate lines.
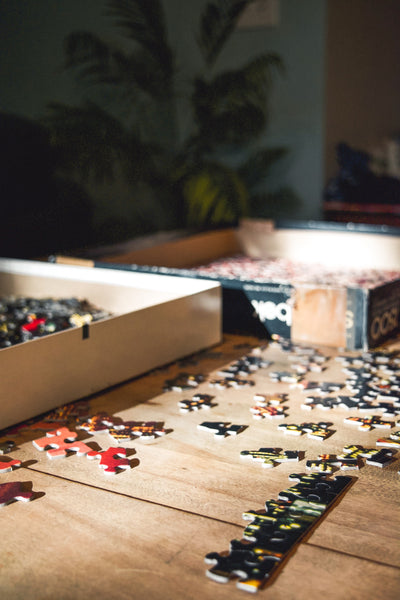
0,258 -> 221,430
56,219 -> 400,350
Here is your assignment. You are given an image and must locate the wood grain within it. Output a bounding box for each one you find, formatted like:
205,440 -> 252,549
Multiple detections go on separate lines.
1,334 -> 399,599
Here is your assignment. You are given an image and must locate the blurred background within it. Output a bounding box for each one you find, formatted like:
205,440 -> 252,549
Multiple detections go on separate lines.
0,0 -> 399,258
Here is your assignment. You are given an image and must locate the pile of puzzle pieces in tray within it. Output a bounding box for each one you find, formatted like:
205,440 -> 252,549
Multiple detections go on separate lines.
1,334 -> 399,592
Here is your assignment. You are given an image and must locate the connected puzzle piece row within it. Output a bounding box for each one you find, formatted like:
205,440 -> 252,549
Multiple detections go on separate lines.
205,472 -> 353,593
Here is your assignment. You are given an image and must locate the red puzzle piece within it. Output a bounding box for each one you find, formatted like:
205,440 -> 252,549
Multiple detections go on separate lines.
0,482 -> 33,506
0,456 -> 22,473
87,447 -> 131,474
32,427 -> 92,458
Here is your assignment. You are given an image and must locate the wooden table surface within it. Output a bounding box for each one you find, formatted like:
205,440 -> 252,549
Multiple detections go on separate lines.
1,334 -> 399,600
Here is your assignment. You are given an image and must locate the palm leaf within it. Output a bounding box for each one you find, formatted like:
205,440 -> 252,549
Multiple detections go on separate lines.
43,101 -> 160,184
105,0 -> 174,78
238,146 -> 289,188
191,52 -> 283,145
63,31 -> 171,101
181,162 -> 249,226
197,0 -> 251,67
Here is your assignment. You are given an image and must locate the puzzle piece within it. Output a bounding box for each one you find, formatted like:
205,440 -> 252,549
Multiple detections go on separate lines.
343,415 -> 393,431
268,371 -> 301,384
0,456 -> 22,473
306,454 -> 359,473
197,422 -> 246,439
280,473 -> 352,507
250,404 -> 287,419
301,396 -> 340,411
78,412 -> 119,434
376,430 -> 400,448
0,440 -> 16,454
0,482 -> 34,506
32,427 -> 92,458
108,421 -> 166,442
209,377 -> 255,389
44,401 -> 91,424
178,394 -> 215,413
163,372 -> 204,392
340,444 -> 395,467
218,355 -> 271,377
205,549 -> 281,592
87,447 -> 131,474
253,393 -> 288,406
241,448 -> 300,468
296,381 -> 343,394
278,422 -> 333,440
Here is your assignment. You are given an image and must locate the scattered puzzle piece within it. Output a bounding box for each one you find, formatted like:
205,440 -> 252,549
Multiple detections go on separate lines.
241,448 -> 300,468
0,456 -> 22,473
296,381 -> 343,394
343,415 -> 393,431
250,404 -> 287,419
209,377 -> 255,389
376,430 -> 400,448
32,427 -> 92,458
268,371 -> 301,384
301,396 -> 339,411
78,412 -> 119,434
306,454 -> 359,473
253,393 -> 288,406
0,482 -> 34,506
178,394 -> 215,413
163,372 -> 204,392
87,447 -> 131,474
340,444 -> 395,467
197,422 -> 246,439
108,421 -> 166,442
218,355 -> 271,377
0,440 -> 16,454
278,422 -> 333,440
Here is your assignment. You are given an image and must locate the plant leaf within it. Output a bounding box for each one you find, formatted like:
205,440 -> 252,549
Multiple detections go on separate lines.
181,162 -> 249,226
238,146 -> 289,188
105,0 -> 174,77
42,101 -> 161,185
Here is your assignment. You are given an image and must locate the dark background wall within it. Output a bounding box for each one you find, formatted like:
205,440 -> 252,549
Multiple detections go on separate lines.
0,0 -> 399,256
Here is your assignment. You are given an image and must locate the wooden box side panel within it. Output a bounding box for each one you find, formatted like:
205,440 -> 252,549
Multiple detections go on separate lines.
291,286 -> 347,347
100,229 -> 242,268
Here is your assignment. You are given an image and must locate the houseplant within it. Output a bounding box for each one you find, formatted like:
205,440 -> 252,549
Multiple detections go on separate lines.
43,0 -> 293,243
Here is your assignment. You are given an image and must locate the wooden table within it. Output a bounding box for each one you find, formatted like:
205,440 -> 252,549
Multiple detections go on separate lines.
1,334 -> 399,599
